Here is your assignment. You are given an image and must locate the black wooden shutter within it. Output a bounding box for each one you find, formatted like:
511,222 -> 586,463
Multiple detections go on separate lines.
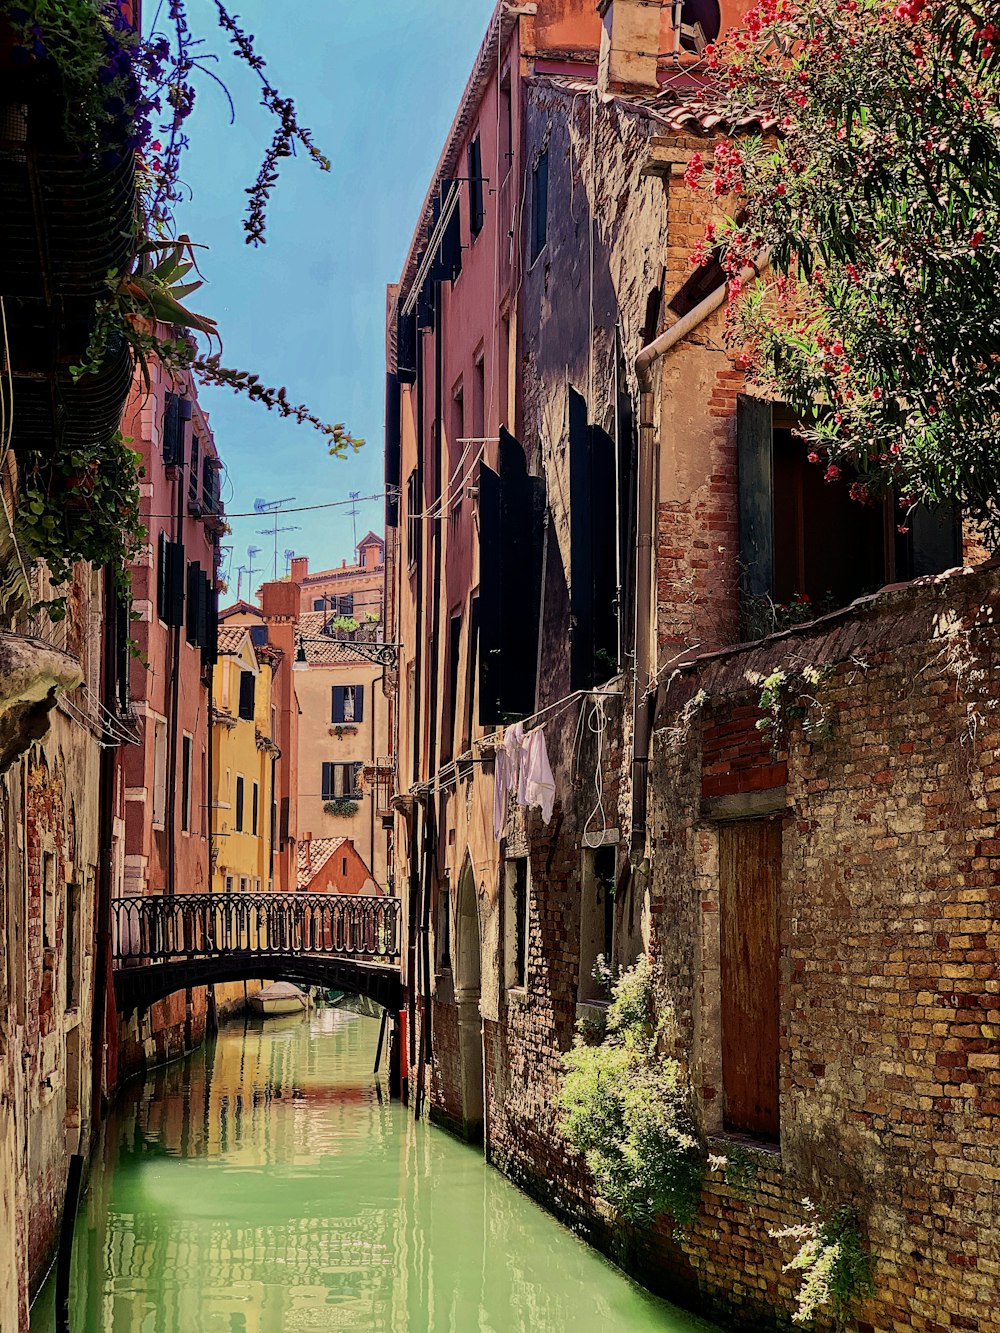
468,141 -> 484,237
167,541 -> 185,628
437,179 -> 463,281
352,762 -> 363,797
570,387 -> 619,690
185,563 -> 200,645
157,532 -> 169,622
239,672 -> 255,720
332,686 -> 345,723
201,579 -> 218,667
396,313 -> 417,386
737,395 -> 775,602
235,776 -> 244,831
478,461 -> 502,726
385,372 -> 401,526
354,684 -> 364,723
162,394 -> 181,465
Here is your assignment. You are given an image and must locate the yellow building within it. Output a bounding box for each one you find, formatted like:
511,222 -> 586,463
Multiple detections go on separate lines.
212,625 -> 280,894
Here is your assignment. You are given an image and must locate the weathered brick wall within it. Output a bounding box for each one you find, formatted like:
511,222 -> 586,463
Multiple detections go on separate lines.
643,564 -> 1000,1329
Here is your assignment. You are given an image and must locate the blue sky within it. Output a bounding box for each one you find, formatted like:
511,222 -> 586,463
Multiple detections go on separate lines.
173,1 -> 493,593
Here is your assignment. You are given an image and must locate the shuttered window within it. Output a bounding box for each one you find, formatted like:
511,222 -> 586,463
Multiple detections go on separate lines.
235,776 -> 245,832
322,762 -> 362,801
569,387 -> 619,691
157,534 -> 185,627
238,671 -> 256,721
478,430 -> 545,726
331,685 -> 364,724
720,819 -> 781,1140
467,138 -> 484,237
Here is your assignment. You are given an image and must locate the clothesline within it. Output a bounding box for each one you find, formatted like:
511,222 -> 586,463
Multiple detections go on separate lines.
472,685 -> 623,754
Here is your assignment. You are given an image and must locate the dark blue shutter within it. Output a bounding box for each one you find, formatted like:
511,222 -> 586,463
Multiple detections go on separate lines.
202,582 -> 219,666
321,763 -> 333,800
354,684 -> 364,723
239,672 -> 255,720
332,686 -> 345,723
162,394 -> 181,465
235,776 -> 244,831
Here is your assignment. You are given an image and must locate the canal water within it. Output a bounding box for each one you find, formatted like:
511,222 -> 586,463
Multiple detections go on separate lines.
33,1007 -> 720,1333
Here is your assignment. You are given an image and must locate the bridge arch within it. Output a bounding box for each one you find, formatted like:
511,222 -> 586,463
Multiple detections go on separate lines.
111,891 -> 403,1017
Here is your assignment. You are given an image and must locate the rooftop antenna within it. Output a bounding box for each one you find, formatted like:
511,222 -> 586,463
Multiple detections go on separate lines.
246,545 -> 262,599
254,496 -> 298,582
349,490 -> 361,553
235,564 -> 248,601
283,548 -> 296,577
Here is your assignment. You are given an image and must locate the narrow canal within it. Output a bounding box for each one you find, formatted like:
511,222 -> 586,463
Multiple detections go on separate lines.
33,1007 -> 721,1333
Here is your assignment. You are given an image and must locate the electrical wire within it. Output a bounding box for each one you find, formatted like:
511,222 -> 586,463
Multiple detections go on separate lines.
142,489 -> 387,520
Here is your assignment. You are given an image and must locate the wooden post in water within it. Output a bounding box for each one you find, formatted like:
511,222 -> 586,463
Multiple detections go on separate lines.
55,1153 -> 85,1333
373,1008 -> 388,1075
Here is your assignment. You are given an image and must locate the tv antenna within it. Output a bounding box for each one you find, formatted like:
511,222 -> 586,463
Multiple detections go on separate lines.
283,548 -> 296,576
254,496 -> 299,582
246,545 -> 262,598
235,565 -> 248,601
349,490 -> 361,553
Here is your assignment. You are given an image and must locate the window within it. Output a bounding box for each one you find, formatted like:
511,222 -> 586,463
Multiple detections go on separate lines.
235,775 -> 245,833
473,352 -> 485,447
313,597 -> 325,611
42,852 -> 55,950
65,881 -> 81,1009
451,385 -> 464,461
499,70 -> 512,178
720,819 -> 781,1140
322,762 -> 361,801
406,470 -> 421,569
437,885 -> 452,972
202,455 -> 219,513
188,432 -> 201,507
162,392 -> 186,466
338,593 -> 354,616
252,781 -> 259,836
181,734 -> 192,833
332,684 -> 364,724
505,857 -> 529,989
578,845 -> 617,1003
239,876 -> 249,894
530,149 -> 548,262
341,857 -> 348,877
736,397 -> 960,638
463,597 -> 479,754
152,719 -> 167,827
157,533 -> 185,627
238,671 -> 256,721
468,132 -> 484,237
445,613 -> 462,762
569,387 -> 620,689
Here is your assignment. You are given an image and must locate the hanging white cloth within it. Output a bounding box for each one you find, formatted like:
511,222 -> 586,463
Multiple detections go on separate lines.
493,722 -> 524,840
519,726 -> 555,823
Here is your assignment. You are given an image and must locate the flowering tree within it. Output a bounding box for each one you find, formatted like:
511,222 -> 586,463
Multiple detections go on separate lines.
687,1 -> 1000,537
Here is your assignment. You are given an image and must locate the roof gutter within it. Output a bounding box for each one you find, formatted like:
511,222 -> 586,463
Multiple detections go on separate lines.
630,252 -> 768,864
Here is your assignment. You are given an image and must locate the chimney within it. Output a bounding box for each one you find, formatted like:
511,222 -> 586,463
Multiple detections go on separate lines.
290,555 -> 309,584
597,0 -> 662,94
260,579 -> 300,620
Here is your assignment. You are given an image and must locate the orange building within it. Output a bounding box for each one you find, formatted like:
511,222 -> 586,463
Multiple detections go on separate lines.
296,835 -> 379,895
290,533 -> 384,621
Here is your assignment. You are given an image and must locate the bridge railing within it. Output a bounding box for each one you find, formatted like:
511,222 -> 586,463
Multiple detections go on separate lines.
112,892 -> 401,966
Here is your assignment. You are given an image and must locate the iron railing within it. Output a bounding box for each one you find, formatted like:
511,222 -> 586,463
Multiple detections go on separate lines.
112,892 -> 401,966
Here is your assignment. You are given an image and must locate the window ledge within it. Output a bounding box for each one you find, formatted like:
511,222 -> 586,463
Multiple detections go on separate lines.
708,1131 -> 782,1168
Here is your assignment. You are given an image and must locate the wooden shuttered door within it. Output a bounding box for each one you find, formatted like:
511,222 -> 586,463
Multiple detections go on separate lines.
569,386 -> 619,691
720,818 -> 781,1140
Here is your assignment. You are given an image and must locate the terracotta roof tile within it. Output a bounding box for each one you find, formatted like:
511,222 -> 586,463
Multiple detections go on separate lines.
217,626 -> 248,654
296,836 -> 347,889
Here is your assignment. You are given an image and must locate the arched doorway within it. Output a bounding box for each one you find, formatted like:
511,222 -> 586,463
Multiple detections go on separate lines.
453,856 -> 484,1140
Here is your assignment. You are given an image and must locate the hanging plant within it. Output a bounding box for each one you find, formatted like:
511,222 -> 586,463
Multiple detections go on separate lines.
324,799 -> 359,818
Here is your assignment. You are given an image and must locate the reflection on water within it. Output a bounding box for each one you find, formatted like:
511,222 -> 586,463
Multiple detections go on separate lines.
32,1008 -> 719,1333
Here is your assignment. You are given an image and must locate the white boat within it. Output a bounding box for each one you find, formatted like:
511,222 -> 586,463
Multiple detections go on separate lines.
249,982 -> 308,1017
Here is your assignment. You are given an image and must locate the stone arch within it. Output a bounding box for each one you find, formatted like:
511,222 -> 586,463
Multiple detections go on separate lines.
452,854 -> 484,1140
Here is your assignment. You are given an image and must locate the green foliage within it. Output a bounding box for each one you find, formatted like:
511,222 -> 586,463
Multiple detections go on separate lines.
771,1202 -> 875,1327
557,957 -> 704,1231
324,799 -> 359,818
328,615 -> 361,634
756,664 -> 833,755
17,431 -> 145,609
698,0 -> 1000,537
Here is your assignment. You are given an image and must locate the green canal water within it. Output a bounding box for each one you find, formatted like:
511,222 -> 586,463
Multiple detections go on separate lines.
33,1007 -> 721,1333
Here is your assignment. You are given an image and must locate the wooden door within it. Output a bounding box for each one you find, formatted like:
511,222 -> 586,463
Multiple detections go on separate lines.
720,818 -> 781,1140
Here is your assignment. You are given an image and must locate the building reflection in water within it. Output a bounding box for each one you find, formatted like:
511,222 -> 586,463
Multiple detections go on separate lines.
39,1007 -> 711,1333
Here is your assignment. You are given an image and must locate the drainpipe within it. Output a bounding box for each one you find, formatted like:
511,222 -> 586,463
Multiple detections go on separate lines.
630,255 -> 767,864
